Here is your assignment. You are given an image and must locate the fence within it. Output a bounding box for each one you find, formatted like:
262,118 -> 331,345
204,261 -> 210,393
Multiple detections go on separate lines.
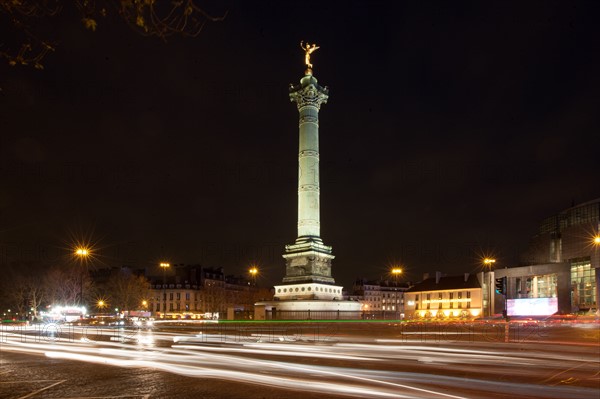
260,310 -> 404,321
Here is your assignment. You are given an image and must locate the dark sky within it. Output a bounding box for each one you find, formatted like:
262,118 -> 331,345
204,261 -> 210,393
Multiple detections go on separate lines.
1,1 -> 599,288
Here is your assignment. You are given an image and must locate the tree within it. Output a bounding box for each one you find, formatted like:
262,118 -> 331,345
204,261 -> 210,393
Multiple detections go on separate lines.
0,0 -> 227,69
1,261 -> 50,319
200,279 -> 226,314
45,264 -> 94,306
104,269 -> 150,312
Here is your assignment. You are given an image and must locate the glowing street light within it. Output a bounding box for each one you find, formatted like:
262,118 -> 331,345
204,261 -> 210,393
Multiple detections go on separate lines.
160,262 -> 170,315
75,247 -> 91,259
96,300 -> 107,313
248,266 -> 259,286
75,248 -> 89,256
75,247 -> 91,306
483,258 -> 496,266
593,236 -> 600,245
390,267 -> 403,320
142,300 -> 148,309
484,258 -> 498,318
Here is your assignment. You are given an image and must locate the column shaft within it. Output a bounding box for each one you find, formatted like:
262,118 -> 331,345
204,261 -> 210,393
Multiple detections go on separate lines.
298,105 -> 320,238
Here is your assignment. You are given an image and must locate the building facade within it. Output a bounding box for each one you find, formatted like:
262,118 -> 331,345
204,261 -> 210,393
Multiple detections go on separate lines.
352,279 -> 409,317
150,265 -> 259,319
519,199 -> 599,313
404,273 -> 483,319
492,263 -> 570,315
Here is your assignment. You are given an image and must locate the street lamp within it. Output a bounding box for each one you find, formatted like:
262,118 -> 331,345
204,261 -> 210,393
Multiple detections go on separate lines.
96,299 -> 107,314
593,236 -> 600,245
483,258 -> 497,317
391,267 -> 402,276
75,247 -> 91,306
391,267 -> 402,320
248,266 -> 258,286
160,262 -> 170,316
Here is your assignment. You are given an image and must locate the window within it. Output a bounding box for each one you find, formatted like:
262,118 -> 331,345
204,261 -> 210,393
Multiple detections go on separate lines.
571,260 -> 596,309
176,293 -> 181,300
169,293 -> 173,300
185,293 -> 190,300
522,274 -> 558,299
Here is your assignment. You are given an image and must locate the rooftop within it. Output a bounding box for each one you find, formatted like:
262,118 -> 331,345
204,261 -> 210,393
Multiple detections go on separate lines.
407,274 -> 481,293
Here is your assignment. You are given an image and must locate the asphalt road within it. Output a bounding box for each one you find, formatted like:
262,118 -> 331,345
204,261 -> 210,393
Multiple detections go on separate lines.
0,321 -> 598,399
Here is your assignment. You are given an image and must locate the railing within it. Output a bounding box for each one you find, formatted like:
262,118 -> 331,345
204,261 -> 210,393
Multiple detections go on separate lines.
262,310 -> 404,321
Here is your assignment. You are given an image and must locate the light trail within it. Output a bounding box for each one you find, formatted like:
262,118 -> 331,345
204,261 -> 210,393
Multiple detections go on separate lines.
1,326 -> 598,398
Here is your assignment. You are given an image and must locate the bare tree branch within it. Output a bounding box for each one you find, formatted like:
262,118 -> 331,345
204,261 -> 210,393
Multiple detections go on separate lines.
0,0 -> 227,68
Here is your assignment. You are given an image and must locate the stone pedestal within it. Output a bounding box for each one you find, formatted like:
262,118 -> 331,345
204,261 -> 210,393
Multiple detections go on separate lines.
282,240 -> 335,285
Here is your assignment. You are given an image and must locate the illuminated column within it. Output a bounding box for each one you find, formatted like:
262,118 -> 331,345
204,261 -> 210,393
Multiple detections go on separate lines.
289,73 -> 328,242
282,70 -> 335,285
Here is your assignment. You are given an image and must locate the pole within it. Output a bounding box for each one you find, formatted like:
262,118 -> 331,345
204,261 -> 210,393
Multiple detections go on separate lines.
79,260 -> 87,306
395,279 -> 399,321
159,262 -> 170,318
162,267 -> 166,316
80,267 -> 83,306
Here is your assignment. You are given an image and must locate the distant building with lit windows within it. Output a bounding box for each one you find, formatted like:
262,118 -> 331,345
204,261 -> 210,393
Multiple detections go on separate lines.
149,265 -> 259,319
352,279 -> 410,316
404,272 -> 483,319
495,199 -> 600,315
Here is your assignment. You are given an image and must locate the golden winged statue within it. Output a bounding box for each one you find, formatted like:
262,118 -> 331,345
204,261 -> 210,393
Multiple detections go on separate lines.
300,41 -> 320,69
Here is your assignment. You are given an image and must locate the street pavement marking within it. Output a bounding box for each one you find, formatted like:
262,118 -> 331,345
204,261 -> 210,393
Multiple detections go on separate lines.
0,377 -> 150,399
0,379 -> 63,384
542,360 -> 591,385
17,379 -> 66,399
53,396 -> 150,399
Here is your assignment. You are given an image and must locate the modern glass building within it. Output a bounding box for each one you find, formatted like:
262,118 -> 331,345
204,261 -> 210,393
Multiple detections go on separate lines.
501,198 -> 600,314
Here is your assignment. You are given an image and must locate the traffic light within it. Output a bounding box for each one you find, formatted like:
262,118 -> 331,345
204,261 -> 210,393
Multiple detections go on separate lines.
495,277 -> 506,295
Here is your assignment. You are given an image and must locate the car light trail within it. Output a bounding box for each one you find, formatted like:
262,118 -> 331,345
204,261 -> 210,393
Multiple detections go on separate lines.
1,326 -> 598,399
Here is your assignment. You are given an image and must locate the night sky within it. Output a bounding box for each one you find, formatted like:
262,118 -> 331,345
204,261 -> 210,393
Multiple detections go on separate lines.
1,1 -> 599,289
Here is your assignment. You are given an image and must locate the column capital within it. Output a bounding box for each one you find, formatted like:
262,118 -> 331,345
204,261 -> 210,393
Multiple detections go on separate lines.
289,75 -> 329,110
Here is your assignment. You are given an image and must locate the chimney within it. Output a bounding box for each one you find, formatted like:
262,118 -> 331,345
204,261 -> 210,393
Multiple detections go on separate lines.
435,271 -> 442,284
464,273 -> 469,282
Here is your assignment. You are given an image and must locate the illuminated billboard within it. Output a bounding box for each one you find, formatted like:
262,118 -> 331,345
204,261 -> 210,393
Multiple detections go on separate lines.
506,298 -> 558,316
